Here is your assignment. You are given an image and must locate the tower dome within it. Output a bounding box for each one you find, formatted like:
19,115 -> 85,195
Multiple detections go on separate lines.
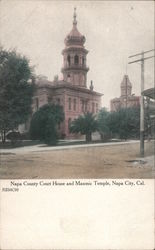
65,8 -> 85,48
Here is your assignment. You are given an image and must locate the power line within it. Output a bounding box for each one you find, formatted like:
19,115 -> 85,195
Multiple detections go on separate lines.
129,49 -> 155,59
129,55 -> 154,64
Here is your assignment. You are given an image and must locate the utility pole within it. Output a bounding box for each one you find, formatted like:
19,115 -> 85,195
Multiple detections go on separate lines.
128,49 -> 154,157
125,75 -> 127,108
140,51 -> 144,157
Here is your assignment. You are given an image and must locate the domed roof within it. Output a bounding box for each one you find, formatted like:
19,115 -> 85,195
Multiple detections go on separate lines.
121,75 -> 132,87
65,8 -> 85,47
68,25 -> 83,39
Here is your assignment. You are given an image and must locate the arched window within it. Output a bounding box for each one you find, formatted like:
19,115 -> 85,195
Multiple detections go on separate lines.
73,98 -> 76,111
67,55 -> 71,66
67,74 -> 71,82
74,55 -> 79,65
68,98 -> 71,110
81,100 -> 84,112
82,57 -> 85,65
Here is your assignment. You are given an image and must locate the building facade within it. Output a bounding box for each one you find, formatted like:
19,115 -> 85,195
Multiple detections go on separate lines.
110,75 -> 140,112
27,10 -> 102,138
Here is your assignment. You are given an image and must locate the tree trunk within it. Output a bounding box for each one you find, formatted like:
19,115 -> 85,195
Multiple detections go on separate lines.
86,133 -> 92,142
100,133 -> 104,141
1,130 -> 6,144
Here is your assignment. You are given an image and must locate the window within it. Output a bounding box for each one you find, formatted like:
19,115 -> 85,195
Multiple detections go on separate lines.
48,97 -> 52,103
67,74 -> 71,82
67,55 -> 71,66
73,98 -> 76,111
81,100 -> 87,112
68,118 -> 71,132
96,103 -> 98,113
92,102 -> 95,113
56,98 -> 60,105
68,98 -> 71,110
81,100 -> 84,112
82,57 -> 84,65
74,55 -> 79,65
85,102 -> 87,112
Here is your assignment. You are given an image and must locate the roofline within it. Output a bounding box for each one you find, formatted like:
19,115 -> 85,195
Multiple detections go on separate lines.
36,81 -> 103,96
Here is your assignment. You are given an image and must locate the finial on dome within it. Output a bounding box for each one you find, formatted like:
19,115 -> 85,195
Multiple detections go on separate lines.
73,7 -> 77,26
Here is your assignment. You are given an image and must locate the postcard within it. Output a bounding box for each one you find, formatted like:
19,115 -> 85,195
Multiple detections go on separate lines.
0,0 -> 154,249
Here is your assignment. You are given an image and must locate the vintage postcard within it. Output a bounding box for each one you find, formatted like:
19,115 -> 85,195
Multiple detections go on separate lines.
0,0 -> 154,249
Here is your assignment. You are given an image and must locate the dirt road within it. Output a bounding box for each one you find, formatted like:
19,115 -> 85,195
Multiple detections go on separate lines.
0,141 -> 154,179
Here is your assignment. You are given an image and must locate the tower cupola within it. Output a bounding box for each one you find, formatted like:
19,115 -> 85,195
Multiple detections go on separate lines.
65,8 -> 86,48
61,8 -> 89,87
121,74 -> 132,97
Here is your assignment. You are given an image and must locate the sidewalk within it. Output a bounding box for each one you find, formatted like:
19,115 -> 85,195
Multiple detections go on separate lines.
0,140 -> 140,155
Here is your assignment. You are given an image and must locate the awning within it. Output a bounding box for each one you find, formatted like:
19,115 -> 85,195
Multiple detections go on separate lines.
142,88 -> 155,99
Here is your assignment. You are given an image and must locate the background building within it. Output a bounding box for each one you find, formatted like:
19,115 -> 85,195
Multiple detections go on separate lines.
28,10 -> 102,138
110,74 -> 140,111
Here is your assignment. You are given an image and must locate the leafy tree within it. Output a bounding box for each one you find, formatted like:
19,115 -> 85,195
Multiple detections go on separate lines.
0,47 -> 35,143
108,107 -> 140,139
97,108 -> 110,140
69,112 -> 98,142
29,104 -> 64,145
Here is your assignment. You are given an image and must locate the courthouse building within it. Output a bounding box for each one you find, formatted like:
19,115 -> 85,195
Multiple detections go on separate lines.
110,74 -> 140,112
29,10 -> 102,138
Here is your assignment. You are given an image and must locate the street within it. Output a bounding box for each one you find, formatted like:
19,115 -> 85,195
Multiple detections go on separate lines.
0,140 -> 154,179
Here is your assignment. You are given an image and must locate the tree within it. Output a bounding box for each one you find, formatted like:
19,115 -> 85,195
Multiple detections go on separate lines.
29,104 -> 64,145
97,108 -> 110,140
0,48 -> 35,143
108,107 -> 140,139
69,112 -> 98,142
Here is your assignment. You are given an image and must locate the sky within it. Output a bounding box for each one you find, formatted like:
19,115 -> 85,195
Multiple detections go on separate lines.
0,0 -> 154,109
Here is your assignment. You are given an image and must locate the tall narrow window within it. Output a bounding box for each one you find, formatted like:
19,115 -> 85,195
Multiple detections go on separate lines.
81,100 -> 84,112
67,55 -> 71,66
96,103 -> 98,113
56,98 -> 60,105
68,98 -> 71,110
73,98 -> 76,111
74,55 -> 79,65
82,57 -> 84,65
68,118 -> 71,132
85,102 -> 87,112
92,102 -> 95,113
67,74 -> 71,82
48,97 -> 52,103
